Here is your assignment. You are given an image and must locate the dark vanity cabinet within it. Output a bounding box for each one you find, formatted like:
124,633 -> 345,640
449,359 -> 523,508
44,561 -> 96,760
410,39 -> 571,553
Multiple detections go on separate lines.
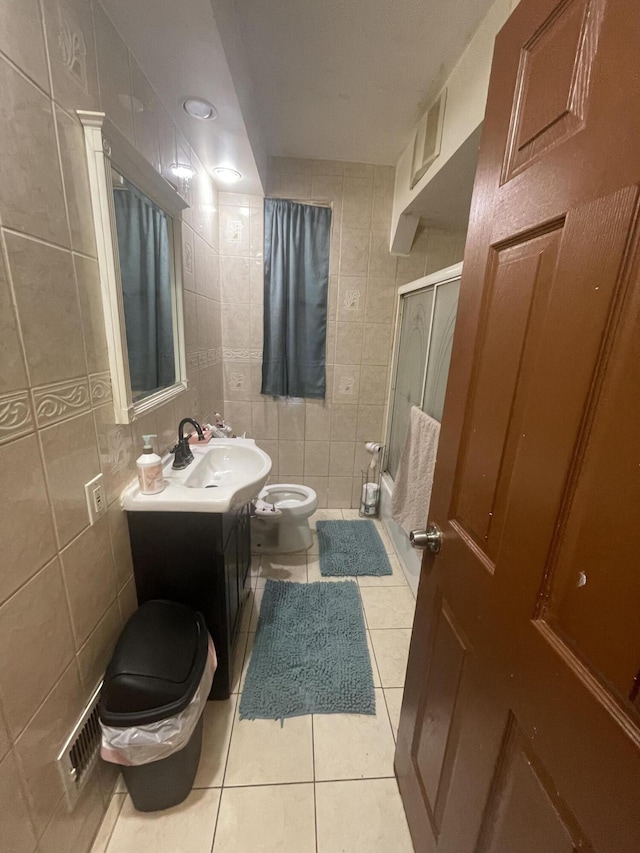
126,505 -> 251,699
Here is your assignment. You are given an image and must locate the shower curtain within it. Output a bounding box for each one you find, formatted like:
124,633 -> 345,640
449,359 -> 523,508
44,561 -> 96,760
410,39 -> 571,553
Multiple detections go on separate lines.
113,182 -> 174,397
261,198 -> 331,398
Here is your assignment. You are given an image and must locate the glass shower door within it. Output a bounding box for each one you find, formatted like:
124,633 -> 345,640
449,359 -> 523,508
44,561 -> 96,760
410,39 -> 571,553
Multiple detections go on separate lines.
387,288 -> 434,479
422,278 -> 460,422
386,275 -> 460,481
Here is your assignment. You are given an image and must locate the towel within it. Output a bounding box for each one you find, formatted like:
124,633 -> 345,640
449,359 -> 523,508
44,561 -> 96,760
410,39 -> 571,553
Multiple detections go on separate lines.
391,406 -> 440,535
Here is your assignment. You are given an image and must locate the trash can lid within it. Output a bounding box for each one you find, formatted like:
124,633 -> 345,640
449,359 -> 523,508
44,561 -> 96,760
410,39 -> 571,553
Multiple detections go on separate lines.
99,600 -> 209,727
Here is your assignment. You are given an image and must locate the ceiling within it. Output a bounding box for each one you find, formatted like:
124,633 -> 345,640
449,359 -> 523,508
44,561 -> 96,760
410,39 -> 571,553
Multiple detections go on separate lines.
233,0 -> 496,164
101,0 -> 494,197
102,0 -> 267,195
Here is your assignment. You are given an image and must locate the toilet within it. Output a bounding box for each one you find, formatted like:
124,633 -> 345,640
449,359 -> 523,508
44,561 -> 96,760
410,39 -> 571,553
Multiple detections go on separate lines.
251,483 -> 318,554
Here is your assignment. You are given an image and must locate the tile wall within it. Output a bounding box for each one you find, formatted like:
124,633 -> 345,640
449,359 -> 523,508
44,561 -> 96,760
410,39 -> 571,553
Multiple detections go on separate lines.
219,157 -> 466,508
0,2 -> 222,850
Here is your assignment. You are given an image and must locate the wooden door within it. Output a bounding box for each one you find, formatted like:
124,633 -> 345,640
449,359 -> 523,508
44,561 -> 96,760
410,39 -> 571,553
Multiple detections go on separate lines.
395,1 -> 640,851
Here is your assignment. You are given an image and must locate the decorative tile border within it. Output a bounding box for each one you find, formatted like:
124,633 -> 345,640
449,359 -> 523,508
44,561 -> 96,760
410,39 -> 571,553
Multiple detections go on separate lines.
223,348 -> 251,361
189,349 -> 224,372
0,390 -> 34,445
89,372 -> 112,407
33,378 -> 90,428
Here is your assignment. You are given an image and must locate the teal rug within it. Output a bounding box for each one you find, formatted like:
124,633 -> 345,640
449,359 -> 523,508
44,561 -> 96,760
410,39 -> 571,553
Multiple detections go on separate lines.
239,580 -> 375,721
317,520 -> 392,576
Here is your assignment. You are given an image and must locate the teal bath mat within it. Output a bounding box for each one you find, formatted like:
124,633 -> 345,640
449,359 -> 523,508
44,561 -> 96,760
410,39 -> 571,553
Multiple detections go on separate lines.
317,520 -> 392,577
239,580 -> 375,721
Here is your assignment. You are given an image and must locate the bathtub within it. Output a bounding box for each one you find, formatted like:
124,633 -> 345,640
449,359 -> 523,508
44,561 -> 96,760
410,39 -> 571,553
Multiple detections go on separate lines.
379,472 -> 422,597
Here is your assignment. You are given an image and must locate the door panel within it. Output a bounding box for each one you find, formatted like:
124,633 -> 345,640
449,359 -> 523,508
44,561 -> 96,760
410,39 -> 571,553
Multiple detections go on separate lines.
413,598 -> 468,834
476,714 -> 590,853
396,1 -> 640,851
503,0 -> 605,181
541,251 -> 640,723
454,229 -> 560,553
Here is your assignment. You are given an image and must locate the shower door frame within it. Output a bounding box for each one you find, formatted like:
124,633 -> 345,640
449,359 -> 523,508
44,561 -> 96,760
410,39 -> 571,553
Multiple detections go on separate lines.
383,261 -> 463,479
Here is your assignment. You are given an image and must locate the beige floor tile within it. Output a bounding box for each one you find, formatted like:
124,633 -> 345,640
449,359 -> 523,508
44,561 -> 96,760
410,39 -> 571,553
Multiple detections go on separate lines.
255,554 -> 307,587
308,532 -> 319,554
316,779 -> 413,853
238,632 -> 254,692
225,710 -> 313,786
213,784 -> 315,853
369,629 -> 412,687
360,587 -> 416,629
384,689 -> 404,740
309,508 -> 344,530
248,555 -> 261,586
193,695 -> 237,788
105,788 -> 220,853
90,793 -> 125,853
249,588 -> 264,631
231,632 -> 249,693
313,689 -> 395,781
340,509 -> 362,521
357,553 -> 408,587
240,589 -> 255,633
366,631 -> 382,688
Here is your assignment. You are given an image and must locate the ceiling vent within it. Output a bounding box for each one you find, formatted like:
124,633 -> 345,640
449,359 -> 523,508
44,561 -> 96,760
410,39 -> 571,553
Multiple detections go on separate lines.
410,88 -> 447,189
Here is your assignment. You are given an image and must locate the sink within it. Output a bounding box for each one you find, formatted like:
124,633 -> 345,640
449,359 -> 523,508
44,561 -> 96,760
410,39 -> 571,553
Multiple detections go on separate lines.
122,438 -> 272,513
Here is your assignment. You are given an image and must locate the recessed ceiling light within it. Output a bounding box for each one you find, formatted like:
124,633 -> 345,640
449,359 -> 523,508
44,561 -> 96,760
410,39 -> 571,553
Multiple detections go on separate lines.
213,167 -> 242,183
183,98 -> 217,120
169,163 -> 196,179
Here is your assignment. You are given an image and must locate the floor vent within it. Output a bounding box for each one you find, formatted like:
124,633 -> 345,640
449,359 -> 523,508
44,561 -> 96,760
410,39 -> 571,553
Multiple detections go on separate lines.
56,682 -> 103,810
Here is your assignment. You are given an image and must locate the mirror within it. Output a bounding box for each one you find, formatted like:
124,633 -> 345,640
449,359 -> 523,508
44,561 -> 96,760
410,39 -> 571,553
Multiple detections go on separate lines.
79,110 -> 188,423
111,168 -> 176,402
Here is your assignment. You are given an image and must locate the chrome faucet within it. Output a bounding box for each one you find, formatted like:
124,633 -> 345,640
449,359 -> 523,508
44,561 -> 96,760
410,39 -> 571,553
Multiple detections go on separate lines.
171,418 -> 204,469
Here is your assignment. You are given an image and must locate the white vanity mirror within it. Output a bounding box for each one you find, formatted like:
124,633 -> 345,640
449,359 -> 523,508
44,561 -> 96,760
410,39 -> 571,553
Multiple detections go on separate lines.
79,110 -> 188,424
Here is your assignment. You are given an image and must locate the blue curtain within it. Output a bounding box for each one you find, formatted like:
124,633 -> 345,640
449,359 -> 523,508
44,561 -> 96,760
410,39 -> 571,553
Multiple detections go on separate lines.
261,199 -> 331,398
113,180 -> 175,398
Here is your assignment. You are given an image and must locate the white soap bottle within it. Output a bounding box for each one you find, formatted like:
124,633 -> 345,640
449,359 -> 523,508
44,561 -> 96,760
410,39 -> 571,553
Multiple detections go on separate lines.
136,434 -> 165,495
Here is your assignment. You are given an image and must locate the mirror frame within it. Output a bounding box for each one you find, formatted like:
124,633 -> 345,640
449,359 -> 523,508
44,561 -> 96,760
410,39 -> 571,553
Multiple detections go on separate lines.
78,110 -> 189,424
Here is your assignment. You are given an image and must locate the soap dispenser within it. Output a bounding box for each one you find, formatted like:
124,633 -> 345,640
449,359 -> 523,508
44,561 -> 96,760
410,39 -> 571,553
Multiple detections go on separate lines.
136,434 -> 165,495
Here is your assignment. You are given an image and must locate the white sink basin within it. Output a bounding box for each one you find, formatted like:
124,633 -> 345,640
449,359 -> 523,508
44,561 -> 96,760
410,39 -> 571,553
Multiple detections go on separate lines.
122,438 -> 272,513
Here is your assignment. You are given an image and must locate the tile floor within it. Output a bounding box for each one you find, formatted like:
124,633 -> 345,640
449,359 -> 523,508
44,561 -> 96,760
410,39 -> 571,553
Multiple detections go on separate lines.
91,509 -> 416,853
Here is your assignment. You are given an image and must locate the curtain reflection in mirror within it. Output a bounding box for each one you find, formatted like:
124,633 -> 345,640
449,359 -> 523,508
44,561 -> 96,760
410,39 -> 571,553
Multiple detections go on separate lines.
112,171 -> 175,400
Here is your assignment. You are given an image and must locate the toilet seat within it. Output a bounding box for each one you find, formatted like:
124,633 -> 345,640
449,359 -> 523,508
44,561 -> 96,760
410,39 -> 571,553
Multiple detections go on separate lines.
258,483 -> 317,516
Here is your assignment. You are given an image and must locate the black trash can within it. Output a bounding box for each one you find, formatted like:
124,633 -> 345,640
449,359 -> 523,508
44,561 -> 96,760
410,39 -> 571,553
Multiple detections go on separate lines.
99,600 -> 210,811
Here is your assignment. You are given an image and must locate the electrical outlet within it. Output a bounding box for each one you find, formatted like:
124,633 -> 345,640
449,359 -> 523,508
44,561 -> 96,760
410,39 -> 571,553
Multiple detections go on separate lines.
84,474 -> 107,525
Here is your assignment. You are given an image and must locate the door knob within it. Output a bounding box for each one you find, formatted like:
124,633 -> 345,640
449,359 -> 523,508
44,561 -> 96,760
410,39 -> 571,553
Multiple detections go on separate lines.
410,524 -> 442,554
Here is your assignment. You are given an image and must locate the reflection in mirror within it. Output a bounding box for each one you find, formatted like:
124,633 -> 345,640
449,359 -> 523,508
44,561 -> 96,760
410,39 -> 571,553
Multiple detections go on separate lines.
111,168 -> 176,401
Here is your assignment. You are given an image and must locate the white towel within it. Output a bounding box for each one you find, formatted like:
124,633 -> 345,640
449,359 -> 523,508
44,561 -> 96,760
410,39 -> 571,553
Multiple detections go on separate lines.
391,407 -> 440,535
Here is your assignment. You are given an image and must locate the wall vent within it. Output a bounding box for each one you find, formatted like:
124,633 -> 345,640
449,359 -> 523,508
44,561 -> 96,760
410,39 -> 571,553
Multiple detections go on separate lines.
56,682 -> 103,811
410,88 -> 447,189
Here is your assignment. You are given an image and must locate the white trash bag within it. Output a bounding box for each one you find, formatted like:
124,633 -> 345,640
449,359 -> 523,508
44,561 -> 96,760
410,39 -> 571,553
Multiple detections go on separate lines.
100,635 -> 217,766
